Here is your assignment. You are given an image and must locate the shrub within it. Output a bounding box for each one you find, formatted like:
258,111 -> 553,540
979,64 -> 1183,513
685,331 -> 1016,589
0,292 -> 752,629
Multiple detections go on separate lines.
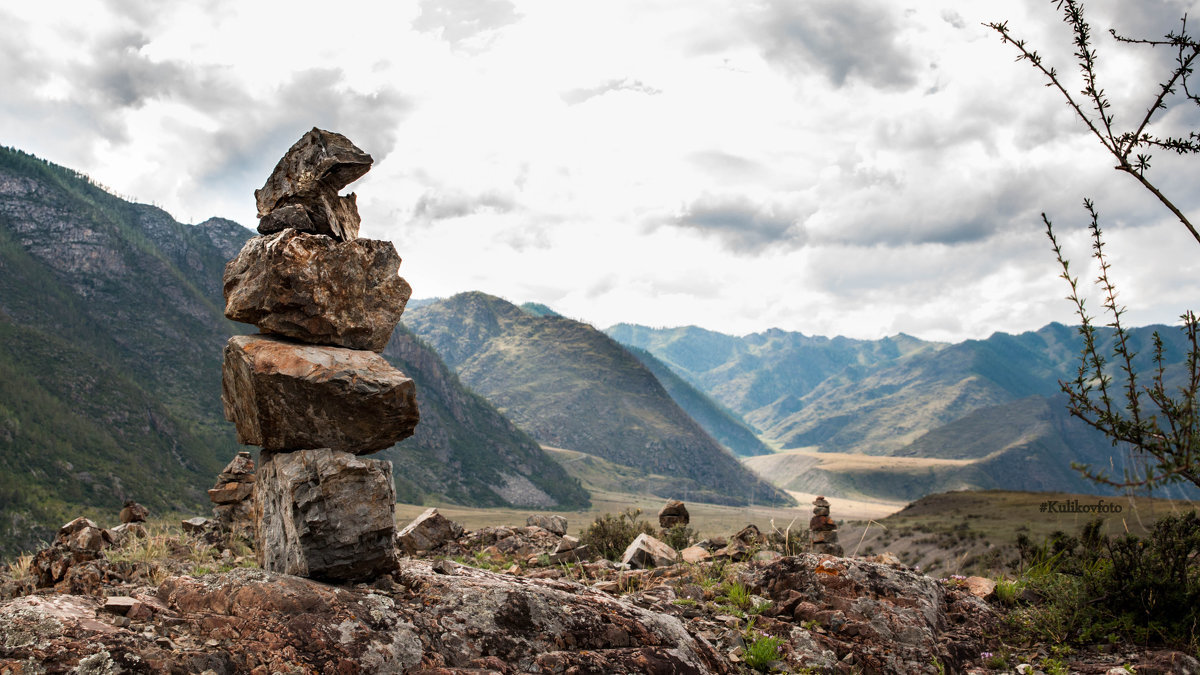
661,523 -> 695,551
579,508 -> 656,561
1006,513 -> 1200,651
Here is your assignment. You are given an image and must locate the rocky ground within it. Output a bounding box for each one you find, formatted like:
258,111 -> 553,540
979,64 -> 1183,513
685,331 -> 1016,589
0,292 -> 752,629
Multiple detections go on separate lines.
1,513 -> 1197,674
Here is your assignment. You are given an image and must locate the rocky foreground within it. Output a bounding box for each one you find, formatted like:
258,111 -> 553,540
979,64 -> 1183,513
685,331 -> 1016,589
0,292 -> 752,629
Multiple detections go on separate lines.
4,511 -> 1197,674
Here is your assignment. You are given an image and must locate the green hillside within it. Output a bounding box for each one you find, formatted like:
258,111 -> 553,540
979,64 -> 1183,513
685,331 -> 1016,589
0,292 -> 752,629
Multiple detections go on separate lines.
625,346 -> 771,457
404,292 -> 795,507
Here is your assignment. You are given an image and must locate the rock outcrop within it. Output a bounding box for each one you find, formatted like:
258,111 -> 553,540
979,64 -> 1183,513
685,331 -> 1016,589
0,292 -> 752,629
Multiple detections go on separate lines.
219,129 -> 418,582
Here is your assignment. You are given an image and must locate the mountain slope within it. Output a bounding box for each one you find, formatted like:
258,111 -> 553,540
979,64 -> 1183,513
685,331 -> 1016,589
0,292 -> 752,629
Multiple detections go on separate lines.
403,292 -> 794,507
381,327 -> 589,509
0,147 -> 587,555
624,346 -> 772,457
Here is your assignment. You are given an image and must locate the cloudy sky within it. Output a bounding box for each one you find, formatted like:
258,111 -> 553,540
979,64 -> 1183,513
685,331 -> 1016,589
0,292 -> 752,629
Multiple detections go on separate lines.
4,0 -> 1200,342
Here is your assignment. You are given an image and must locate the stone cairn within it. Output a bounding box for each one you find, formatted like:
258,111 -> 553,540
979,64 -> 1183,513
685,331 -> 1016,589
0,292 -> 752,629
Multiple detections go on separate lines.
658,499 -> 690,530
809,495 -> 844,556
207,451 -> 256,539
220,128 -> 420,582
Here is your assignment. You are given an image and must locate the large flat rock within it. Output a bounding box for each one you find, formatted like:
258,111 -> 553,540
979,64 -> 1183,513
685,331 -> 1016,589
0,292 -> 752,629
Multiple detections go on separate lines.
221,334 -> 418,453
256,448 -> 397,581
223,229 -> 411,352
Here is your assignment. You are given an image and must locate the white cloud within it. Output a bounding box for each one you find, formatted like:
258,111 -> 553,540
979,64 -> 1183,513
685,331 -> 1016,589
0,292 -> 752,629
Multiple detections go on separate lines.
2,0 -> 1199,341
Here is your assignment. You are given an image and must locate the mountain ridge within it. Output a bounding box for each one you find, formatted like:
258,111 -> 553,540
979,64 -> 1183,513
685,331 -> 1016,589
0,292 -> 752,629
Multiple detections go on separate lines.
403,292 -> 795,507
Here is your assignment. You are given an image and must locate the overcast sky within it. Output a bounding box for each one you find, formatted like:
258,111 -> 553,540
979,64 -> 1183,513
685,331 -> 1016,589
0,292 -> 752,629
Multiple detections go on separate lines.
4,0 -> 1200,342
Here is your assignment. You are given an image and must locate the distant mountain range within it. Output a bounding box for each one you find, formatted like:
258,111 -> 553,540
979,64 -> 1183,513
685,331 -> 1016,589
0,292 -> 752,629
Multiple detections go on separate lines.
608,322 -> 1200,501
402,292 -> 793,507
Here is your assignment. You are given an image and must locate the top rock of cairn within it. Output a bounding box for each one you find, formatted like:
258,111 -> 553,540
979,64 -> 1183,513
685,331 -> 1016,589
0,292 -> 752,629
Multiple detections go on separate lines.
254,128 -> 373,241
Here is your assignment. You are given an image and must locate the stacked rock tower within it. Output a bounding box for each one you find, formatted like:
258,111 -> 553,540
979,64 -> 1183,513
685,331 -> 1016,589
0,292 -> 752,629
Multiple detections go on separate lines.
220,128 -> 419,582
810,495 -> 844,556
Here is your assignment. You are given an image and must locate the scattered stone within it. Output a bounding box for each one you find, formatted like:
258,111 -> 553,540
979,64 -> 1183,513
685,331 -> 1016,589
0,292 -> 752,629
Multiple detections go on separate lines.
222,229 -> 412,352
680,545 -> 712,564
107,522 -> 146,546
621,533 -> 678,569
965,576 -> 997,599
180,517 -> 211,534
753,550 -> 783,563
526,514 -> 568,536
732,524 -> 764,546
221,334 -> 419,454
658,500 -> 690,529
254,128 -> 373,241
118,500 -> 148,524
101,596 -> 138,616
396,508 -> 465,556
56,518 -> 111,553
255,448 -> 398,582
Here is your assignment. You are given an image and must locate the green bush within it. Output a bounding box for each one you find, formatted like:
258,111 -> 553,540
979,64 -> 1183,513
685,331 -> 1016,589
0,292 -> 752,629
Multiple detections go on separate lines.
1007,513 -> 1200,651
579,508 -> 657,561
661,523 -> 695,551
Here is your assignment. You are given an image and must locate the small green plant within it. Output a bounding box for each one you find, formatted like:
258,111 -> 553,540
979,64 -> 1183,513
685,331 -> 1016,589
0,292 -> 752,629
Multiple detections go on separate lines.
993,577 -> 1022,606
661,524 -> 695,551
743,633 -> 783,672
932,657 -> 945,675
672,598 -> 697,607
579,508 -> 656,561
717,580 -> 752,611
1040,656 -> 1068,675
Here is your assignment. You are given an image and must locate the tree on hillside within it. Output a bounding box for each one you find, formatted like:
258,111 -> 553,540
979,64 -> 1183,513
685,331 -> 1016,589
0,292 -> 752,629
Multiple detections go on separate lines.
988,1 -> 1200,491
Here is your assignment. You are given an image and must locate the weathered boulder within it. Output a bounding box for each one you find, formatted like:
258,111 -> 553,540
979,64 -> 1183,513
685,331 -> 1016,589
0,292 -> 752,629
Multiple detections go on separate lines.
221,334 -> 419,453
658,499 -> 690,529
397,508 -> 465,555
254,128 -> 373,241
621,533 -> 678,569
223,229 -> 412,352
256,448 -> 398,581
526,513 -> 568,536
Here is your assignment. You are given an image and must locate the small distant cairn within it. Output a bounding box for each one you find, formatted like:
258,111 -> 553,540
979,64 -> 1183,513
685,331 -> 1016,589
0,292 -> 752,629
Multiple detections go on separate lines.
208,451 -> 256,538
658,500 -> 690,530
809,495 -> 844,556
220,128 -> 420,582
